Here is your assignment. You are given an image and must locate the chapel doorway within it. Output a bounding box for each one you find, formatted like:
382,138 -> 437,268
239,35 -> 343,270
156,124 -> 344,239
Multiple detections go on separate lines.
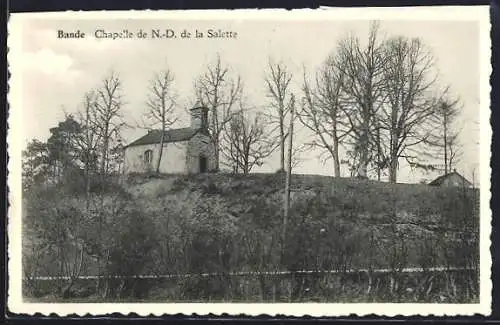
199,155 -> 207,173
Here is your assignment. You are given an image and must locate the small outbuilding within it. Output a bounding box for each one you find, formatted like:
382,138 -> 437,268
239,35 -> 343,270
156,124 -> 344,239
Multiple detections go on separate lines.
428,170 -> 473,188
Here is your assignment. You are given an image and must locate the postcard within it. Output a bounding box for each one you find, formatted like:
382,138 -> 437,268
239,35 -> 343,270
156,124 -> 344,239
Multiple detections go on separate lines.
7,6 -> 492,316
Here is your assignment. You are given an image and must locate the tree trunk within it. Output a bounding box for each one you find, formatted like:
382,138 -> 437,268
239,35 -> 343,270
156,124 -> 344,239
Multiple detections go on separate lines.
283,103 -> 294,260
444,115 -> 448,174
389,155 -> 398,183
389,108 -> 399,183
212,138 -> 220,171
358,151 -> 368,178
332,134 -> 340,177
85,104 -> 91,213
230,142 -> 237,173
376,122 -> 382,181
156,131 -> 165,174
357,118 -> 369,178
100,124 -> 109,178
211,107 -> 220,171
280,123 -> 285,172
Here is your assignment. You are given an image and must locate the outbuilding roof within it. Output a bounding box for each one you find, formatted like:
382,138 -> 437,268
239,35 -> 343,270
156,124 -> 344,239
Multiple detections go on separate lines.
428,170 -> 472,187
125,128 -> 208,148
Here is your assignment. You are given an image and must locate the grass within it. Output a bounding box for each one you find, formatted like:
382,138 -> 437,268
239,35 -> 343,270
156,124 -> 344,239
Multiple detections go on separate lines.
132,171 -> 473,219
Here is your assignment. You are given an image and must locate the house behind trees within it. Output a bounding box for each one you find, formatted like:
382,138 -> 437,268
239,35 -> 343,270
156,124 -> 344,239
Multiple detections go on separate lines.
123,106 -> 216,174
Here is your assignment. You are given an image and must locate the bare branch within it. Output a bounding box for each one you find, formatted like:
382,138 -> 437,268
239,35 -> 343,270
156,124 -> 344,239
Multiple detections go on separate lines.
194,54 -> 243,170
379,36 -> 443,182
264,58 -> 295,171
221,100 -> 278,174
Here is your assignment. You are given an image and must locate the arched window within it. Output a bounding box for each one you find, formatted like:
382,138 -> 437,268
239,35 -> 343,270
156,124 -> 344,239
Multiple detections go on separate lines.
144,149 -> 153,165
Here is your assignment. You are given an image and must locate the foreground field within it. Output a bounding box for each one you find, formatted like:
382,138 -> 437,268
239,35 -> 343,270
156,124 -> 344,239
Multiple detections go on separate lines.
26,269 -> 479,303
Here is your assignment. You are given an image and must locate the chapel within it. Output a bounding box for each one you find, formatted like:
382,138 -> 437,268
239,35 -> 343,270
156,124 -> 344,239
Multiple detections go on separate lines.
123,106 -> 216,174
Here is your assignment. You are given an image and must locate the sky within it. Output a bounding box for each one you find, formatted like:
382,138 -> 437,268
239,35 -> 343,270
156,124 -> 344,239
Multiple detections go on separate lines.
9,10 -> 486,184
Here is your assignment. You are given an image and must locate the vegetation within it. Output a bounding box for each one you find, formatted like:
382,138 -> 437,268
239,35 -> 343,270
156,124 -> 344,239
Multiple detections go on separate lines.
23,173 -> 479,302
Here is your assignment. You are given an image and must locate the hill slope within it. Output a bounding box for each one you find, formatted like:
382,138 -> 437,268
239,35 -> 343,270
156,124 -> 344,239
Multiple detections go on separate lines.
125,172 -> 479,271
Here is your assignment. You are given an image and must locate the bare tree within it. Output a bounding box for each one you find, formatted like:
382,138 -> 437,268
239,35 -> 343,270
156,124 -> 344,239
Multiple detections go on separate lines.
282,94 -> 295,260
144,69 -> 178,174
430,98 -> 462,175
379,36 -> 441,183
79,72 -> 125,294
221,101 -> 276,174
80,91 -> 103,173
72,91 -> 102,224
336,21 -> 387,178
91,71 -> 126,177
299,55 -> 349,177
194,54 -> 243,171
264,59 -> 294,171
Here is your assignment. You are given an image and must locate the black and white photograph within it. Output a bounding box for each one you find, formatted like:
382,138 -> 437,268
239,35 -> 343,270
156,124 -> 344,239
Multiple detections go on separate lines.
7,7 -> 491,316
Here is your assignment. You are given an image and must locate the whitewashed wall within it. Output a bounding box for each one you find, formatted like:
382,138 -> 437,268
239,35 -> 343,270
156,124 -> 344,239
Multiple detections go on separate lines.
124,141 -> 188,174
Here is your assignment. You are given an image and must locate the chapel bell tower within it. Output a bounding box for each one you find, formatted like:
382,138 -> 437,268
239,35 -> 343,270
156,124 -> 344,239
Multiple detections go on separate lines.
190,106 -> 209,130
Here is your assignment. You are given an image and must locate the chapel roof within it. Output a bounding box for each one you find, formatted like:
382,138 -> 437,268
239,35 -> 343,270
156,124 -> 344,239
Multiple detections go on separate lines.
125,128 -> 208,148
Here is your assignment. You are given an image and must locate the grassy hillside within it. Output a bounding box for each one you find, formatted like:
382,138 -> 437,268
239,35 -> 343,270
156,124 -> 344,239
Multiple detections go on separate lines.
128,172 -> 478,230
129,172 -> 473,213
23,172 -> 480,302
126,172 -> 479,269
